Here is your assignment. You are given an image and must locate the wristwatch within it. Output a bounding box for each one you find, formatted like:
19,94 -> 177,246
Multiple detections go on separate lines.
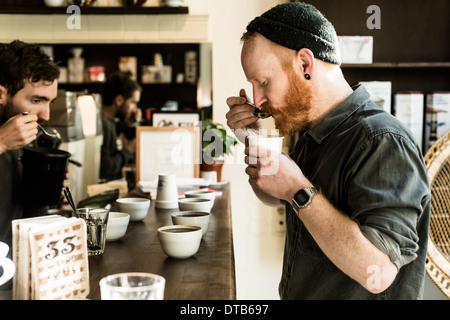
292,187 -> 319,213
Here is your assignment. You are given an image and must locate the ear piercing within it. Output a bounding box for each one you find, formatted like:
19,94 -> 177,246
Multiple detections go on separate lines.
304,74 -> 311,80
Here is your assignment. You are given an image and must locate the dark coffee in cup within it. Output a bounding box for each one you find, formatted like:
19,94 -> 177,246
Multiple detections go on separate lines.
164,228 -> 197,233
180,213 -> 206,217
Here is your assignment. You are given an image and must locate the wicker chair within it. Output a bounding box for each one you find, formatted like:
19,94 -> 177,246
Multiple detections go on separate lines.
424,130 -> 450,299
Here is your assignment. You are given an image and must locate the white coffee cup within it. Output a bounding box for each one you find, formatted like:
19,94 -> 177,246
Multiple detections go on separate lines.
247,135 -> 284,176
0,242 -> 15,287
247,135 -> 284,153
155,173 -> 179,209
200,171 -> 217,184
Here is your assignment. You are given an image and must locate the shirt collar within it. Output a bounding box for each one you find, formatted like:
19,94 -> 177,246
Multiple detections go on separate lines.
306,85 -> 371,144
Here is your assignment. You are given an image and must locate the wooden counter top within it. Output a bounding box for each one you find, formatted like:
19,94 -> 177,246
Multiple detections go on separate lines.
86,182 -> 235,300
0,184 -> 235,300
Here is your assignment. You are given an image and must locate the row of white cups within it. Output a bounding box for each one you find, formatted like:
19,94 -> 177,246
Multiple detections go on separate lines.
102,172 -> 216,299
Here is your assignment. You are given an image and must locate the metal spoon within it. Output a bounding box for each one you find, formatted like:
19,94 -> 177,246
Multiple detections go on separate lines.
22,112 -> 62,148
37,123 -> 61,139
245,102 -> 272,119
36,124 -> 62,148
22,112 -> 61,140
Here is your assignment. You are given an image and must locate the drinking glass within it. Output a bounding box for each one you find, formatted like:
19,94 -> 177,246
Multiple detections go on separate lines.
74,208 -> 109,256
100,272 -> 165,300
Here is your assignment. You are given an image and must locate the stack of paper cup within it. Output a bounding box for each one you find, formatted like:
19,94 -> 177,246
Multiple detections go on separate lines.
155,173 -> 178,209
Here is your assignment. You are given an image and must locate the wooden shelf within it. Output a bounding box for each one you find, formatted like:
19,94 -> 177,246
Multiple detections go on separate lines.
0,6 -> 189,15
47,42 -> 201,109
342,62 -> 450,69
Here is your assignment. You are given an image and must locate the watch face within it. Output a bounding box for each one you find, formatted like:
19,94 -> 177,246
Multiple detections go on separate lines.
295,190 -> 310,206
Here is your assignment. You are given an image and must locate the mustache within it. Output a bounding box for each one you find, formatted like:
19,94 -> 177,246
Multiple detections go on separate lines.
261,102 -> 278,116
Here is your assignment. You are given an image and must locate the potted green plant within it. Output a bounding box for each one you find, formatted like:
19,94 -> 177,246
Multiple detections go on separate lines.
201,119 -> 238,182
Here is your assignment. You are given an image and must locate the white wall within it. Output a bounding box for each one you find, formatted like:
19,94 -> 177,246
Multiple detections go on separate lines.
185,0 -> 286,299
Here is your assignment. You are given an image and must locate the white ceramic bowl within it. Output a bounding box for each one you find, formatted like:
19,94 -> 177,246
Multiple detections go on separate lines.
184,189 -> 216,202
44,0 -> 65,7
159,0 -> 183,7
178,198 -> 213,212
106,212 -> 130,242
157,225 -> 202,259
171,211 -> 211,236
116,197 -> 151,222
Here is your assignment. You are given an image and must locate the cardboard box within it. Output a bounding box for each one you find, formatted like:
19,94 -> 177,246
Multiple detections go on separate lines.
394,92 -> 424,150
141,65 -> 172,84
360,81 -> 392,114
425,92 -> 450,150
338,36 -> 373,64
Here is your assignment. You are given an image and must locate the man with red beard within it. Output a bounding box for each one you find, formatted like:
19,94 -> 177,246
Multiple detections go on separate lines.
226,3 -> 430,299
0,40 -> 60,255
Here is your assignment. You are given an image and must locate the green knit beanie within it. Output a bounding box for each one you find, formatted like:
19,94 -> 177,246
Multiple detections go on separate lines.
246,2 -> 342,65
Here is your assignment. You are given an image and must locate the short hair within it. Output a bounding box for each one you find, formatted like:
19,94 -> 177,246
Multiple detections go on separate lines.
240,30 -> 257,44
0,40 -> 60,97
102,71 -> 142,106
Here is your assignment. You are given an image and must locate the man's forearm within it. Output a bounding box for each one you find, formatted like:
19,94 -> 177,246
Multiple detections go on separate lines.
297,193 -> 398,294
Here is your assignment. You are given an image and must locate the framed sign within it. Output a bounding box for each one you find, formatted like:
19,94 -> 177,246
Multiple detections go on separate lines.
151,111 -> 200,127
136,126 -> 201,182
12,216 -> 89,300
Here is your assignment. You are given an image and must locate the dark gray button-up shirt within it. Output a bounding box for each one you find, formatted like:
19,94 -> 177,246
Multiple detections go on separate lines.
0,149 -> 24,252
279,85 -> 431,299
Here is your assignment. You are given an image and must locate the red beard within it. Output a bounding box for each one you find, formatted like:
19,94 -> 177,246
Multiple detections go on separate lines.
265,70 -> 313,136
